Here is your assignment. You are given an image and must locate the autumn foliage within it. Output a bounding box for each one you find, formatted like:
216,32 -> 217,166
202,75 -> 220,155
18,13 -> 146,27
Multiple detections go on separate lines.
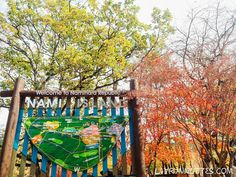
131,53 -> 236,176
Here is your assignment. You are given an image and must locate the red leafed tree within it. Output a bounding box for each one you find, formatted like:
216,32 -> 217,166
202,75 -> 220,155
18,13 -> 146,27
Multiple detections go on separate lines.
131,53 -> 192,175
171,4 -> 236,177
131,49 -> 236,177
162,57 -> 236,177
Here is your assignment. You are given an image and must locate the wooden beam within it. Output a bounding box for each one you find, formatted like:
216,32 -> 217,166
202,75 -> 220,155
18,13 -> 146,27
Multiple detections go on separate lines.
0,90 -> 128,98
0,78 -> 25,177
0,90 -> 13,97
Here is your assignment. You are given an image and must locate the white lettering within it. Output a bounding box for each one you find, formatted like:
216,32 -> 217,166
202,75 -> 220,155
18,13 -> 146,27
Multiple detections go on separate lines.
25,98 -> 36,108
37,99 -> 45,108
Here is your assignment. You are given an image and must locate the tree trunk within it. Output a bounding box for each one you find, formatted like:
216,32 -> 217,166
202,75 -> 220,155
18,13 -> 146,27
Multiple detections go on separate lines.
203,159 -> 211,177
162,161 -> 165,175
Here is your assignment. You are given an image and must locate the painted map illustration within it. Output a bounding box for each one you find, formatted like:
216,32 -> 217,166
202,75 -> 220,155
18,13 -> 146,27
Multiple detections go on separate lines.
24,116 -> 129,171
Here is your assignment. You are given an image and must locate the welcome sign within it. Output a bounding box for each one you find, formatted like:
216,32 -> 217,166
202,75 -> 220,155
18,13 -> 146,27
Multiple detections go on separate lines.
25,97 -> 127,109
23,90 -> 129,172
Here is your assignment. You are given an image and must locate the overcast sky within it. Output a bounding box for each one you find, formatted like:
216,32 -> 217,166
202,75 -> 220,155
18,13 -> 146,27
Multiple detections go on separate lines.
0,0 -> 236,126
136,0 -> 236,25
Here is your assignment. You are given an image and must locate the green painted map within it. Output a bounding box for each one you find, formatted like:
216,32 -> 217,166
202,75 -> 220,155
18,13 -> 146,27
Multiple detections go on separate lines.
25,116 -> 129,171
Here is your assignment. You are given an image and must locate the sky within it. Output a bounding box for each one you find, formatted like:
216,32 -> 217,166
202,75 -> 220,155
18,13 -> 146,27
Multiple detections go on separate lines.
0,0 -> 236,127
136,0 -> 236,25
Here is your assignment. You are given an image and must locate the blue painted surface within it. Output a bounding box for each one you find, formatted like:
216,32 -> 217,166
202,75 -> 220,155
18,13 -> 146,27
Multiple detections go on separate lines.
82,170 -> 88,177
102,107 -> 107,116
120,106 -> 127,155
103,157 -> 108,174
74,108 -> 80,117
62,168 -> 67,177
93,107 -> 98,116
72,171 -> 77,177
47,107 -> 52,116
66,107 -> 70,116
120,107 -> 125,116
19,107 -> 32,164
56,108 -> 62,116
41,155 -> 48,173
128,108 -> 134,145
51,162 -> 57,177
22,107 -> 33,155
102,105 -> 108,175
31,145 -> 38,164
92,165 -> 98,177
111,107 -> 116,117
13,108 -> 24,150
84,107 -> 89,116
37,107 -> 43,117
28,107 -> 33,117
22,134 -> 29,156
112,144 -> 118,166
121,130 -> 127,155
36,105 -> 43,169
93,107 -> 98,177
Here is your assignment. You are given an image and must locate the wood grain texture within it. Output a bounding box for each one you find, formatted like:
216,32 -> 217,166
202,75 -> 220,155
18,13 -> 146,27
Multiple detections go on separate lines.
129,79 -> 146,177
0,78 -> 25,177
8,150 -> 17,177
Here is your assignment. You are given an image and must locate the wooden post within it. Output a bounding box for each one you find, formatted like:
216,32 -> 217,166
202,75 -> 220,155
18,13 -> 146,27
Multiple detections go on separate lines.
0,78 -> 25,177
129,79 -> 146,177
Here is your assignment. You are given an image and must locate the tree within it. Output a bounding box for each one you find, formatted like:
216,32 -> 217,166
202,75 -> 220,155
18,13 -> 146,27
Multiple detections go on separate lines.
174,3 -> 236,81
0,0 -> 173,90
171,4 -> 236,177
161,57 -> 236,177
132,25 -> 236,176
131,54 -> 192,176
